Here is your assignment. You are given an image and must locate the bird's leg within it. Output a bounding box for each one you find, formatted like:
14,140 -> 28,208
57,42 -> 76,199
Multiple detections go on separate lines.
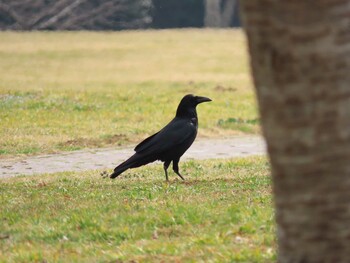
163,160 -> 171,181
172,159 -> 185,180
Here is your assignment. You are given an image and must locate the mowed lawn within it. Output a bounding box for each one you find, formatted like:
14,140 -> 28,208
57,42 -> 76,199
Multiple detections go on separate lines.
0,30 -> 275,262
0,29 -> 258,157
0,157 -> 275,262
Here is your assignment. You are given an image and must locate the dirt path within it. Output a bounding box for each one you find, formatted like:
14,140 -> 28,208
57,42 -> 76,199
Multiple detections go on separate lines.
0,136 -> 266,179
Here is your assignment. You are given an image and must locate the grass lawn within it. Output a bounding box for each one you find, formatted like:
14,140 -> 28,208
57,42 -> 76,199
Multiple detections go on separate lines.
0,29 -> 258,157
0,156 -> 275,262
0,29 -> 273,262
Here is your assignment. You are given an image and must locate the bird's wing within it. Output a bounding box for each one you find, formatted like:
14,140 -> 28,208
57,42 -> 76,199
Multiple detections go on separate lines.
134,131 -> 160,152
134,118 -> 196,155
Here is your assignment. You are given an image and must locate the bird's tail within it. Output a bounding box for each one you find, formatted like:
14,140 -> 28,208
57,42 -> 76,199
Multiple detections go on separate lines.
109,153 -> 146,179
110,164 -> 129,179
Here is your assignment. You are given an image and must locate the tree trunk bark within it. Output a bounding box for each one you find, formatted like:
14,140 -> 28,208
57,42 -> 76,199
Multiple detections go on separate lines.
204,0 -> 221,27
240,1 -> 350,262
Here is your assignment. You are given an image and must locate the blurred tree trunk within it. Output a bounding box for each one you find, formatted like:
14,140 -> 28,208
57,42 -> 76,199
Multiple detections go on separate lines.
240,1 -> 350,262
204,0 -> 236,27
221,0 -> 236,27
204,0 -> 221,27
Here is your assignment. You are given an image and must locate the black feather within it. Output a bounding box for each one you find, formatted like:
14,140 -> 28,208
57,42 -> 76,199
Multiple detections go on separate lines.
109,94 -> 211,181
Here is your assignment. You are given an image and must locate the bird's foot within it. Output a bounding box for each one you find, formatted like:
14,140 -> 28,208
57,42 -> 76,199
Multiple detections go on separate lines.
175,173 -> 185,181
100,170 -> 109,179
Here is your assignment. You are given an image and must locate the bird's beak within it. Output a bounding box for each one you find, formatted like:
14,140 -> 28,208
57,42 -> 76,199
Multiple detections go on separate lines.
196,96 -> 212,104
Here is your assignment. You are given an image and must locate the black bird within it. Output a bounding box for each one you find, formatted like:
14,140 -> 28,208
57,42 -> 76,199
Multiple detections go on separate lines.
109,94 -> 212,181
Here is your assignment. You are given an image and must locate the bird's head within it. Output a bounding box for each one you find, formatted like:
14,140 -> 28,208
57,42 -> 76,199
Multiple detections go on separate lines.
176,94 -> 212,117
181,94 -> 212,106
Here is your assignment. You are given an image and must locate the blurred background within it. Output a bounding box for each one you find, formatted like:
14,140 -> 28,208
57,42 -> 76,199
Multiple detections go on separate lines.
0,0 -> 253,156
0,0 -> 240,31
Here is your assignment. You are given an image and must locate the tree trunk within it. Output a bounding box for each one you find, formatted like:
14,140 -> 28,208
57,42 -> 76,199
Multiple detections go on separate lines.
204,0 -> 221,27
221,0 -> 236,27
240,1 -> 350,262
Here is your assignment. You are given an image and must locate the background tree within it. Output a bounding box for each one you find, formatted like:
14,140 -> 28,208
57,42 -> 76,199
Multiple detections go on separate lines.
0,0 -> 241,30
0,0 -> 152,30
240,0 -> 350,262
204,0 -> 237,27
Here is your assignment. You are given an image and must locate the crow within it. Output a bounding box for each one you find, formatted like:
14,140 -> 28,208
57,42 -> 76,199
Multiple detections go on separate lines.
108,94 -> 212,181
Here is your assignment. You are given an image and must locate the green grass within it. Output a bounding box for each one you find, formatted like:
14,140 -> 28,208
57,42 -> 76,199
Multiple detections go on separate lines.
0,29 -> 272,262
0,156 -> 275,262
0,29 -> 258,157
